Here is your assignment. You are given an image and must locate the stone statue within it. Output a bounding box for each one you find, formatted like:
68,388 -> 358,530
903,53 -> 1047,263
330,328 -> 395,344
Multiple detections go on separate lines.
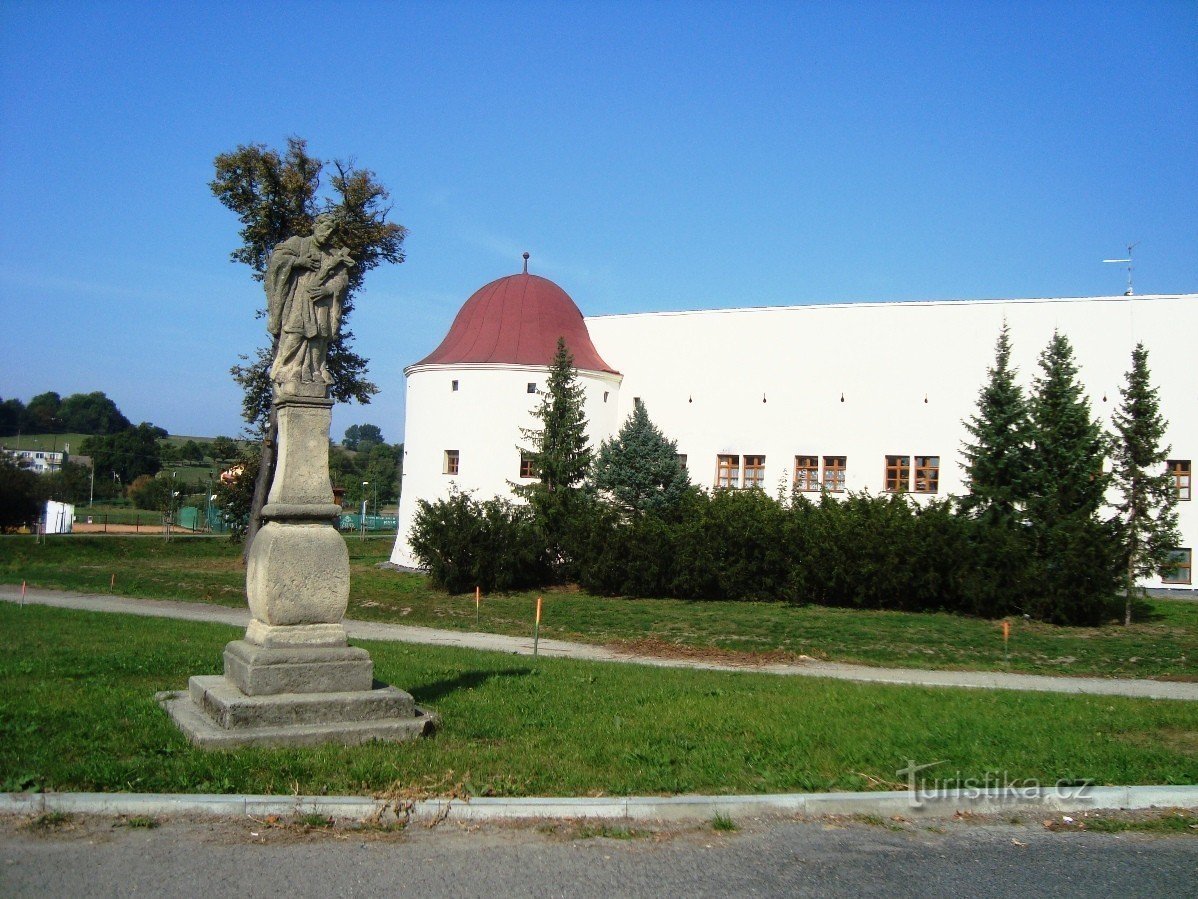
265,213 -> 355,394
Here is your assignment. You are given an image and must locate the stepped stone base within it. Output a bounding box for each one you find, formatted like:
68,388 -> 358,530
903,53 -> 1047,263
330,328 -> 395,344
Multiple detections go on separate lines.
224,640 -> 372,696
158,640 -> 436,749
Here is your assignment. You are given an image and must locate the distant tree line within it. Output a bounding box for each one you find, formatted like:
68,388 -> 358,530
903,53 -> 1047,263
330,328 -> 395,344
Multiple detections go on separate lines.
411,332 -> 1181,627
0,391 -> 131,437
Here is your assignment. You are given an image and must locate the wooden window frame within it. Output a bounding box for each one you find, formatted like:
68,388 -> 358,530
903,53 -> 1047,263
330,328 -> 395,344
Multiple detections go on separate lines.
1162,548 -> 1192,585
443,450 -> 459,476
519,452 -> 538,479
743,455 -> 766,489
822,456 -> 846,493
884,455 -> 910,493
676,454 -> 687,470
1168,460 -> 1191,501
913,455 -> 940,494
794,455 -> 819,492
715,454 -> 739,489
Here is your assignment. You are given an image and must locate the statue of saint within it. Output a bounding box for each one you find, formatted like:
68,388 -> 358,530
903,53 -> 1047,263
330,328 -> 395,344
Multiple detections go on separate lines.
265,214 -> 355,394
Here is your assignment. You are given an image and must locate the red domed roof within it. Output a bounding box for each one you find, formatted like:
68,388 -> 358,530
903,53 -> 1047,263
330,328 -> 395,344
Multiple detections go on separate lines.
415,273 -> 617,373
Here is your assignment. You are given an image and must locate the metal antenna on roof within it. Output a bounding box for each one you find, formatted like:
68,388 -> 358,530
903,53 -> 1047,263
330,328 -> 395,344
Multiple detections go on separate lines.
522,252 -> 530,274
1102,242 -> 1138,296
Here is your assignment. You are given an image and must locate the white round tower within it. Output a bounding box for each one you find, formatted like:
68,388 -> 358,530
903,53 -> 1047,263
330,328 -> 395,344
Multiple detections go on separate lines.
390,267 -> 622,569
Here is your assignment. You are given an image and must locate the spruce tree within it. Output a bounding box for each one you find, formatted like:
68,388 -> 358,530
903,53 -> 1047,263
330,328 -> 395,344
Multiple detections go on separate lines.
958,322 -> 1034,616
960,322 -> 1031,520
1111,343 -> 1181,624
593,398 -> 691,516
514,338 -> 593,574
1025,331 -> 1118,624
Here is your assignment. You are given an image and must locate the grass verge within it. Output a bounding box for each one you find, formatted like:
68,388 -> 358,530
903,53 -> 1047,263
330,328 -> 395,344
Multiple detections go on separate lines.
2,536 -> 1196,680
1,604 -> 1196,797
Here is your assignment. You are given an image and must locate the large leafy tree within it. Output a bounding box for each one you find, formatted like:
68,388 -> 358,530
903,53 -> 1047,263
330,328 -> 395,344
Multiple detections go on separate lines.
1024,331 -> 1118,624
79,423 -> 166,484
58,392 -> 131,435
515,338 -> 593,574
0,455 -> 43,532
960,322 -> 1031,521
211,136 -> 407,551
593,398 -> 690,516
1111,343 -> 1180,624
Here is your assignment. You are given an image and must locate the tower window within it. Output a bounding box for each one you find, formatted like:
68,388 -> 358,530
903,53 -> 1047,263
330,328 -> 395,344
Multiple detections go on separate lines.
527,383 -> 537,394
451,380 -> 459,392
443,450 -> 459,475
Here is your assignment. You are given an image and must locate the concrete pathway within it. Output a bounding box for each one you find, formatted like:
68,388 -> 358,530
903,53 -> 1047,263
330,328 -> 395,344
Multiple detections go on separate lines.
3,585 -> 1196,701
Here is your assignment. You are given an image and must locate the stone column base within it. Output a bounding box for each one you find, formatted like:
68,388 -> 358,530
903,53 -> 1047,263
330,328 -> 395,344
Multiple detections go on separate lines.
158,639 -> 437,749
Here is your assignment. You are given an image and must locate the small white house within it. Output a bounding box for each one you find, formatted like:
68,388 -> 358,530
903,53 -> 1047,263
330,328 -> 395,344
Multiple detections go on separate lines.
391,269 -> 1195,590
3,448 -> 65,474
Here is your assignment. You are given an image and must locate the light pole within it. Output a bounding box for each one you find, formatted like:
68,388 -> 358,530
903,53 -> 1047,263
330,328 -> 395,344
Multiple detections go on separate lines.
360,481 -> 369,541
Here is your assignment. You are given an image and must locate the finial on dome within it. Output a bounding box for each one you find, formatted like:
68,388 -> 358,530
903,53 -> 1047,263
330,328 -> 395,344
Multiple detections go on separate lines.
522,252 -> 530,274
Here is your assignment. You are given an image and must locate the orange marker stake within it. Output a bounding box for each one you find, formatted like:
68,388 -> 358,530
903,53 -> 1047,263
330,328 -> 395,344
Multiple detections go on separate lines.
111,573 -> 116,590
21,580 -> 26,607
534,596 -> 543,658
1002,620 -> 1011,665
475,586 -> 481,630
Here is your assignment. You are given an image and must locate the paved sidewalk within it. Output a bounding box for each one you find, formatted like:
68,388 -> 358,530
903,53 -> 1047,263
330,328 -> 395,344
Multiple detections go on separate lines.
3,585 -> 1196,701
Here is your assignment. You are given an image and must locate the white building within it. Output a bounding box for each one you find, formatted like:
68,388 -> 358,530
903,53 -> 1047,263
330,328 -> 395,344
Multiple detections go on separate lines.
391,269 -> 1195,589
2,448 -> 66,473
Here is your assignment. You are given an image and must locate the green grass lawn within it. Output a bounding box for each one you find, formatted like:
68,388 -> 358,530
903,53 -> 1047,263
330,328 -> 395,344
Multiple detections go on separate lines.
1,604 -> 1195,797
1,536 -> 1196,680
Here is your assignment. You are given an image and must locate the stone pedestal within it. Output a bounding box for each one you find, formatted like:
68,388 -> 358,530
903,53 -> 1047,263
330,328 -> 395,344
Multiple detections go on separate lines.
160,394 -> 435,748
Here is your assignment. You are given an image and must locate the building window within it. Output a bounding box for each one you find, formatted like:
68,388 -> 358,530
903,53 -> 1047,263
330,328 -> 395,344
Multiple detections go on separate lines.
1169,460 -> 1191,501
451,380 -> 459,392
885,455 -> 910,492
794,455 -> 819,492
1162,548 -> 1192,585
823,456 -> 846,492
519,452 -> 538,479
443,450 -> 459,475
603,391 -> 609,403
913,456 -> 940,494
527,383 -> 537,394
743,455 -> 766,489
676,454 -> 687,470
715,454 -> 739,489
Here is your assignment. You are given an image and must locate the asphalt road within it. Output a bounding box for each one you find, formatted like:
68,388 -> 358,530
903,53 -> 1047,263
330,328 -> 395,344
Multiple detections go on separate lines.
3,815 -> 1195,898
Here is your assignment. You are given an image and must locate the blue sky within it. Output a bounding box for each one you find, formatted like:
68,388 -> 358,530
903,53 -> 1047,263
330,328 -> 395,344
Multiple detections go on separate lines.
2,1 -> 1195,442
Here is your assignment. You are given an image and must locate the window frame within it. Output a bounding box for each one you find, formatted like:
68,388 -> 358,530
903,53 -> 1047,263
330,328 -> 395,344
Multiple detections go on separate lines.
443,450 -> 459,476
519,452 -> 538,479
743,455 -> 766,489
715,454 -> 739,489
913,455 -> 940,494
822,456 -> 846,493
794,455 -> 819,492
1168,460 -> 1191,501
1162,548 -> 1192,585
884,455 -> 910,493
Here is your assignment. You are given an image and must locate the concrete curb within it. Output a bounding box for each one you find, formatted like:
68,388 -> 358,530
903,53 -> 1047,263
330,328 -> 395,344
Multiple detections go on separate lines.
3,785 -> 1196,824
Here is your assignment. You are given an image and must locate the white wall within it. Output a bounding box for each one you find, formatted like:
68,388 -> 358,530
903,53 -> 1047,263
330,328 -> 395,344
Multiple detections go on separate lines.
585,294 -> 1196,587
392,362 -> 622,568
